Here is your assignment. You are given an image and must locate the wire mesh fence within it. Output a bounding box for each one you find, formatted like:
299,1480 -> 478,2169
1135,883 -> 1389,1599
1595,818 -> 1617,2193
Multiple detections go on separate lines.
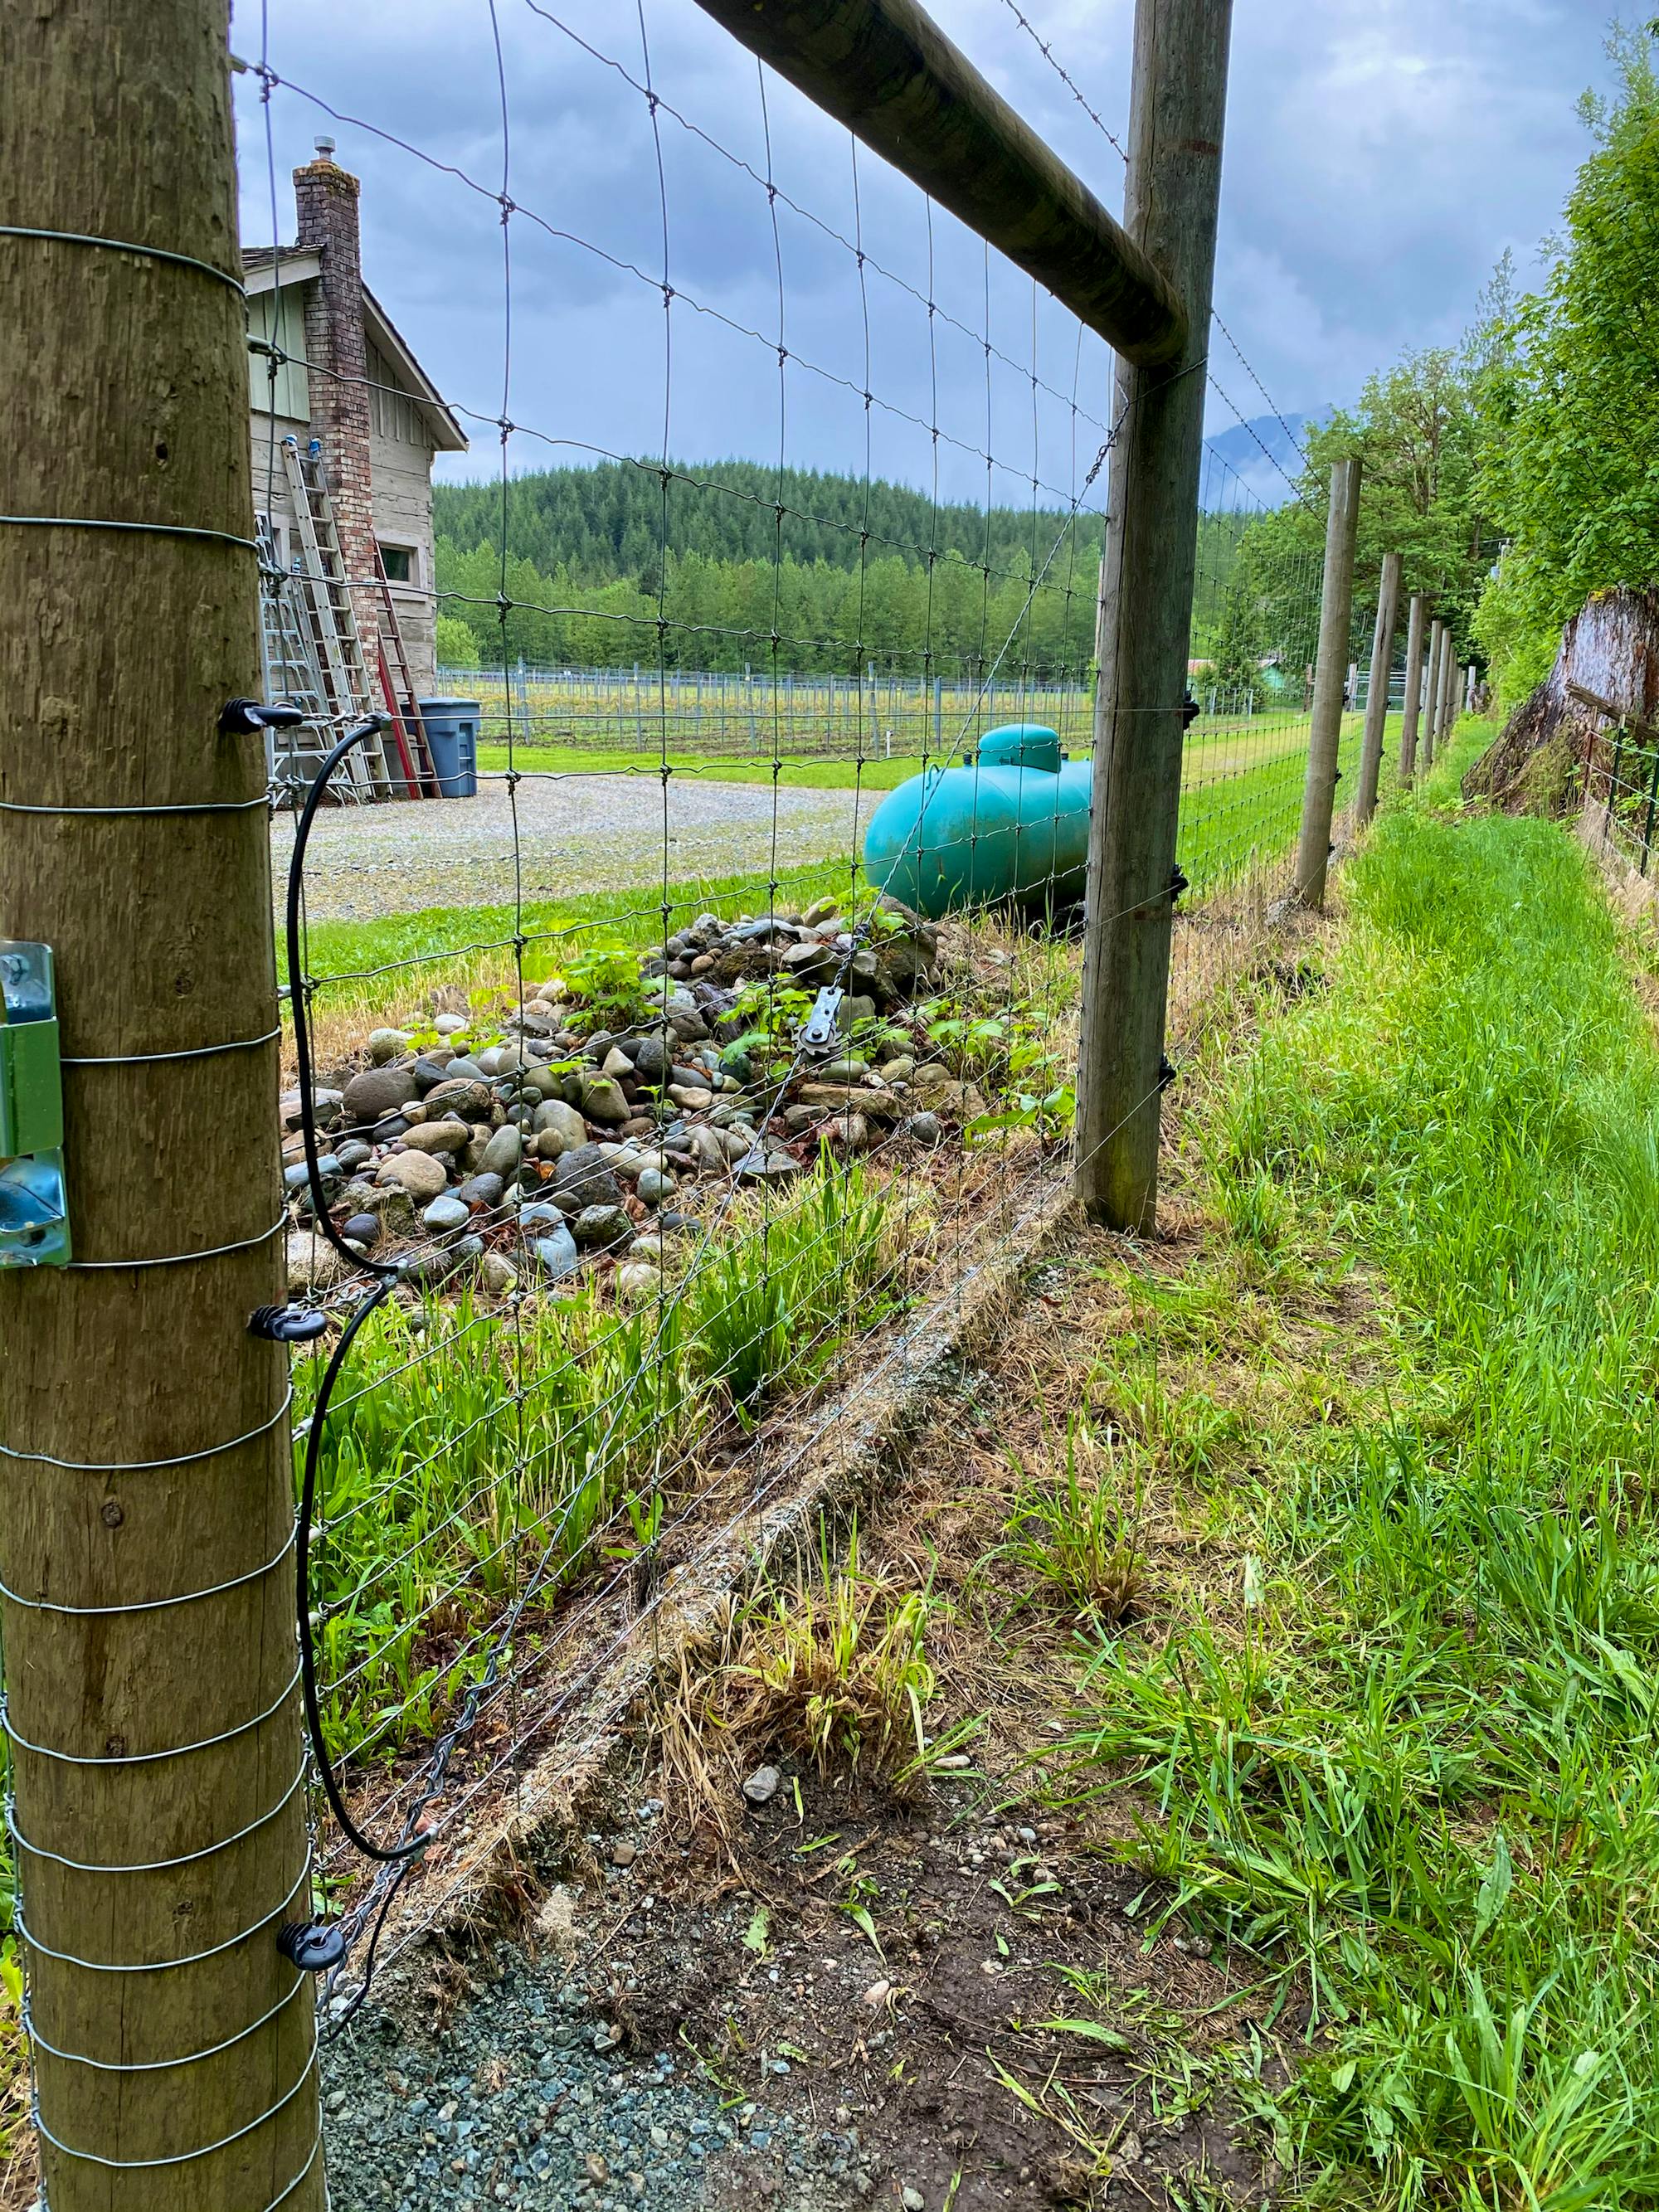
1585,706 -> 1659,878
0,1 -> 1377,2202
240,0 -> 1361,2022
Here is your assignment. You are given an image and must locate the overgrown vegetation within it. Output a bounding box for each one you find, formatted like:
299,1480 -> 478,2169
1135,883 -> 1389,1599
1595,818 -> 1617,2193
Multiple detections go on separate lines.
1055,799 -> 1659,2205
300,1162 -> 911,1770
1475,24 -> 1659,701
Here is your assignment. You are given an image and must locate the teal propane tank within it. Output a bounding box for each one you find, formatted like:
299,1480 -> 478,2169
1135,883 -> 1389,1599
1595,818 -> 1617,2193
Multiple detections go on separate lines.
862,724 -> 1092,919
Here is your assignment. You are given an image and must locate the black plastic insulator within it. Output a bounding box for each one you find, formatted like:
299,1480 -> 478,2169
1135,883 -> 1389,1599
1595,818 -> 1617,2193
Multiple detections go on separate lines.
1168,863 -> 1190,902
1158,1053 -> 1178,1092
248,1303 -> 331,1344
1180,692 -> 1201,729
221,698 -> 309,737
277,1919 -> 348,1973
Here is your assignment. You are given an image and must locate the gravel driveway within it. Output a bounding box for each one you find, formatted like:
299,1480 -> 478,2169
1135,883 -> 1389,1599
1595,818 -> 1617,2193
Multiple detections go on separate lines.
271,774 -> 864,921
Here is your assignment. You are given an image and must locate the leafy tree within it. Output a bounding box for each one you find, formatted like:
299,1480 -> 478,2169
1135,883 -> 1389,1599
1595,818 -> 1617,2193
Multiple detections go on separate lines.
1225,343 -> 1493,684
1208,578 -> 1264,705
434,612 -> 479,668
1474,24 -> 1659,700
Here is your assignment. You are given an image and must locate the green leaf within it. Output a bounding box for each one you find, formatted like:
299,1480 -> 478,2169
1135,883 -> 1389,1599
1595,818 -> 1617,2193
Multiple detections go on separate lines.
1035,2017 -> 1133,2053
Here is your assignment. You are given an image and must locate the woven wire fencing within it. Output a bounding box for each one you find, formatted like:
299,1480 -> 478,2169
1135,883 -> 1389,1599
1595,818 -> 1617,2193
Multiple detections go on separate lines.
1587,711 -> 1659,877
236,0 -> 1336,2020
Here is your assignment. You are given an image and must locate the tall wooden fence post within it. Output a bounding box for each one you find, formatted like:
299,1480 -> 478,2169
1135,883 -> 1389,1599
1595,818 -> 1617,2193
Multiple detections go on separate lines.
1422,619 -> 1446,768
1397,591 -> 1428,786
1355,549 -> 1401,825
1074,0 -> 1234,1232
1292,456 -> 1364,909
1440,647 -> 1459,744
0,3 -> 324,2207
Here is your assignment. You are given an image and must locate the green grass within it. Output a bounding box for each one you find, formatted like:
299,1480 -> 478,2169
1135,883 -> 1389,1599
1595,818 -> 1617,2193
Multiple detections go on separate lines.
1053,785 -> 1659,2205
300,859 -> 852,983
299,1159 -> 907,1769
474,741 -> 932,790
474,707 -> 1389,800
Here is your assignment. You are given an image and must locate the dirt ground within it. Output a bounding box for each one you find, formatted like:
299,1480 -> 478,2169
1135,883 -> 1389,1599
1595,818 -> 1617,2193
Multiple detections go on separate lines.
331,1175 -> 1352,2212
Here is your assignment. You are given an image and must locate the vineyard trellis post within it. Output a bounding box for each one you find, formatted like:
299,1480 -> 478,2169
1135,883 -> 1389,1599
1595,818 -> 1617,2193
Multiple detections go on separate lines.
1073,0 -> 1235,1232
1292,455 -> 1363,910
1355,548 -> 1402,825
1398,590 -> 1429,785
0,2 -> 324,2206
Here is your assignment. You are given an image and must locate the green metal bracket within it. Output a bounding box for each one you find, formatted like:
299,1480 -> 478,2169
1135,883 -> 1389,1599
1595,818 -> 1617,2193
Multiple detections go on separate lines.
0,943 -> 70,1268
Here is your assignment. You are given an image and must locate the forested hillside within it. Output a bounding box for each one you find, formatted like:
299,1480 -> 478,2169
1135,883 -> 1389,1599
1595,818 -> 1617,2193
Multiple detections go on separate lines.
435,459 -> 1101,583
432,456 -> 1252,676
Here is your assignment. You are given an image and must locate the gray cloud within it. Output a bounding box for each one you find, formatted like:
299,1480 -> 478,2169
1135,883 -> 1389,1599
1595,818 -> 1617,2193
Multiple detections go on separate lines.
234,0 -> 1617,512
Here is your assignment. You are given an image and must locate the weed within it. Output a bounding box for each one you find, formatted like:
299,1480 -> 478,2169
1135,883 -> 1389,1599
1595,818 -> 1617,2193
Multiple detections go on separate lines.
299,1162 -> 908,1772
720,1521 -> 940,1783
986,1414 -> 1143,1630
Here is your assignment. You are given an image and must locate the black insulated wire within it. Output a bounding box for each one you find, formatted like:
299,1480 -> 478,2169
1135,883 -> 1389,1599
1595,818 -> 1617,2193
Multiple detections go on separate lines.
282,713 -> 427,1869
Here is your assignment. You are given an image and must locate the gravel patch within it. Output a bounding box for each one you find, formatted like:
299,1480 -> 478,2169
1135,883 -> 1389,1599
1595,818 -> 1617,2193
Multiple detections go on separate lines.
272,775 -> 864,922
319,1941 -> 858,2212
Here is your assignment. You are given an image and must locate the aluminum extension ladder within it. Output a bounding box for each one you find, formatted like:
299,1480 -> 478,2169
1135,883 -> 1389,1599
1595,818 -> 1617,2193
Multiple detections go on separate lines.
279,435 -> 400,800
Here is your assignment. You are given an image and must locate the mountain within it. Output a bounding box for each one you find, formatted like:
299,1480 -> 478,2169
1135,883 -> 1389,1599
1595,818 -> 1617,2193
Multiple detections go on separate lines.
1202,411 -> 1324,509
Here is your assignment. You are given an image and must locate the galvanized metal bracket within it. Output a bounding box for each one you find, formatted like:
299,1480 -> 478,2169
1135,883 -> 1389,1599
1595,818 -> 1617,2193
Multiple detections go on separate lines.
797,984 -> 844,1054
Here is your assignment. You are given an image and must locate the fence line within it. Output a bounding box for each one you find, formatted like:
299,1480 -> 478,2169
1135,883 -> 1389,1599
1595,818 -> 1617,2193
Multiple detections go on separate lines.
0,2 -> 1415,2206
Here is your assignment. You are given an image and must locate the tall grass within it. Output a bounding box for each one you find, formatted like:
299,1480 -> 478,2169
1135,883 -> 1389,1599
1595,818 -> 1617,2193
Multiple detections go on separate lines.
1062,801 -> 1659,2206
298,1160 -> 906,1769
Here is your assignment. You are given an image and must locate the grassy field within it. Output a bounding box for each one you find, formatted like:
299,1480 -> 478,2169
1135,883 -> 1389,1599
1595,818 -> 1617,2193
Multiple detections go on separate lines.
1047,768 -> 1659,2199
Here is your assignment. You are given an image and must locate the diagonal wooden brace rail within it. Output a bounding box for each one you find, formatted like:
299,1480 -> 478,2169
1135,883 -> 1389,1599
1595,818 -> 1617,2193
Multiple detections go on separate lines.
690,0 -> 1190,366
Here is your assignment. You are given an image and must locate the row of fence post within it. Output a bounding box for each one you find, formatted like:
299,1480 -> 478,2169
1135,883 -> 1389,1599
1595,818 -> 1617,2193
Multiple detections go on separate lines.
3,2 -> 1495,2200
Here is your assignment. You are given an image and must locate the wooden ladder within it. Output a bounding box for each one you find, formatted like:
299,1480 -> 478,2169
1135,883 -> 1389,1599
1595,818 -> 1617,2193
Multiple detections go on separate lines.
279,435 -> 400,800
371,544 -> 440,799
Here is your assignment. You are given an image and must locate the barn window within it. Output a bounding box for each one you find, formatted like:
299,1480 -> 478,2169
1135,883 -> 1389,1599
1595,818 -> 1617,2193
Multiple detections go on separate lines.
379,544 -> 414,584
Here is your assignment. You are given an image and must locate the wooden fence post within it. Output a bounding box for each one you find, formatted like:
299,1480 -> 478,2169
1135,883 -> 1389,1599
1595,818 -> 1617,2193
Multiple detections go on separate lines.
1073,0 -> 1234,1232
1292,456 -> 1364,909
1397,591 -> 1428,786
1422,619 -> 1446,768
0,3 -> 324,2206
1355,549 -> 1401,826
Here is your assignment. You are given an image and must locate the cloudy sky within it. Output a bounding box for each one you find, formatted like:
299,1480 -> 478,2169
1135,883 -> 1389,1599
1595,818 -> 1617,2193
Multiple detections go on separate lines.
233,0 -> 1616,513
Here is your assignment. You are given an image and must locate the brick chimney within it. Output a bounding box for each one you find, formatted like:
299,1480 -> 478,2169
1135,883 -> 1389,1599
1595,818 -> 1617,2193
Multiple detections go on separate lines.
294,139 -> 379,671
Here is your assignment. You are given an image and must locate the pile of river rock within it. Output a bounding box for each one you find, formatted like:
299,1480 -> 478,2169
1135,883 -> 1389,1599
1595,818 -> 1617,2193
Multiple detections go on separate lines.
283,896 -> 985,1307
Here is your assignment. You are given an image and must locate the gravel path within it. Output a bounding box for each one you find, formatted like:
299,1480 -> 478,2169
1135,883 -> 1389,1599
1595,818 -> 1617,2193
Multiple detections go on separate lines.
272,775 -> 864,922
319,1939 -> 858,2212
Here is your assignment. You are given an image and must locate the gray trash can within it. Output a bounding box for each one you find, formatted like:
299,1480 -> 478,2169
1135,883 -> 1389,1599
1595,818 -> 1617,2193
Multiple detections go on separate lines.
417,698 -> 480,799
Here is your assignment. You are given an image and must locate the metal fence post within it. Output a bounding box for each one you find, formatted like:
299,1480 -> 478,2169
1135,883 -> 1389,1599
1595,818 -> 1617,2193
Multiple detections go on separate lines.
1292,456 -> 1364,909
1073,0 -> 1233,1232
0,1 -> 325,2205
1355,548 -> 1401,825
